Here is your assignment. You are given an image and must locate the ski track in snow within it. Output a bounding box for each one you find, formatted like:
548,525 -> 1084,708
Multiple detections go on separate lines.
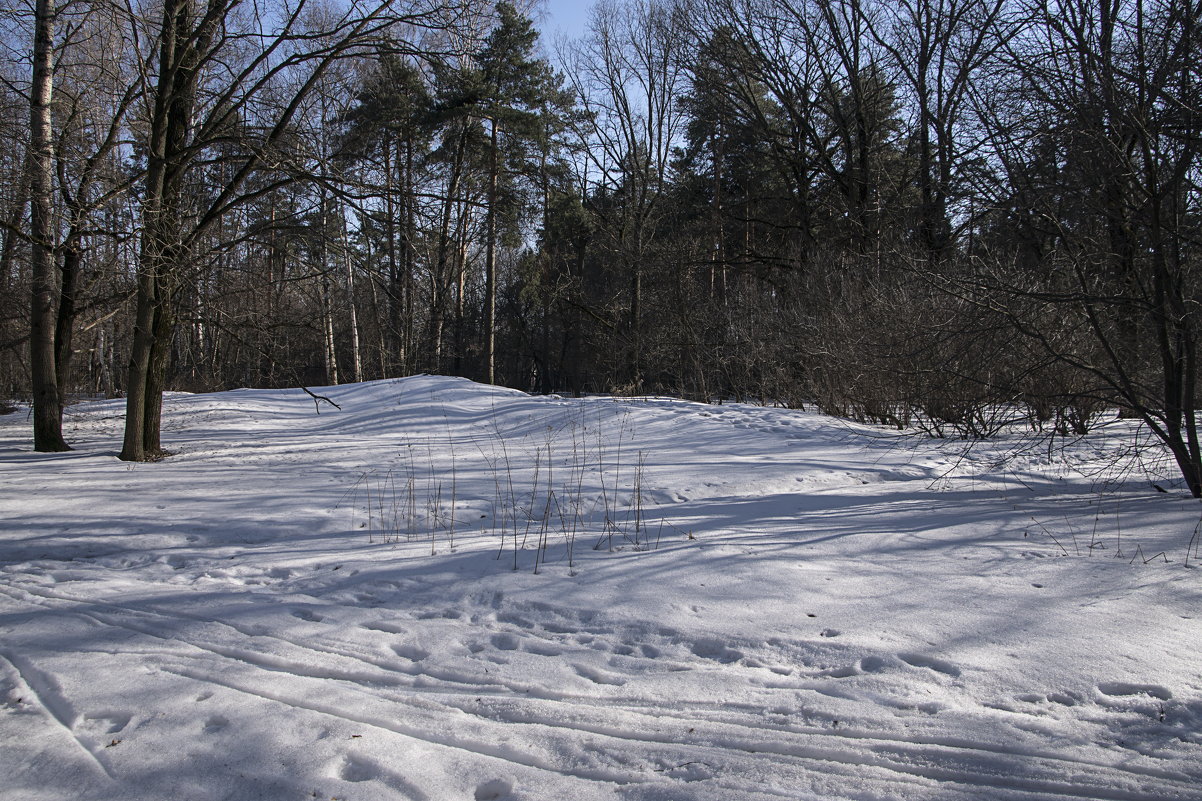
2,376 -> 1201,800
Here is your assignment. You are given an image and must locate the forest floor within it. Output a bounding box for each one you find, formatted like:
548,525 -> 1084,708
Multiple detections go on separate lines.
1,376 -> 1200,800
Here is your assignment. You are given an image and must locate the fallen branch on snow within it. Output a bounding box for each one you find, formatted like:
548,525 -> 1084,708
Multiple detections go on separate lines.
302,387 -> 341,414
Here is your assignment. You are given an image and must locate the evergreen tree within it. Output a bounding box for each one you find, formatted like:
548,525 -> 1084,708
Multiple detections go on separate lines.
471,2 -> 573,384
339,53 -> 434,375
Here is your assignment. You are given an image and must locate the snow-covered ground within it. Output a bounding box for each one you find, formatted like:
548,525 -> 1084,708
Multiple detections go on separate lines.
2,376 -> 1200,801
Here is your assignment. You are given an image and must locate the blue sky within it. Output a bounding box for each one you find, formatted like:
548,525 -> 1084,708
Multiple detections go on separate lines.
538,0 -> 596,40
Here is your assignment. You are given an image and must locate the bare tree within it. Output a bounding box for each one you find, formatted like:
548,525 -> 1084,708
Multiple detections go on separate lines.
863,0 -> 1017,262
562,0 -> 688,389
120,0 -> 469,461
972,0 -> 1202,492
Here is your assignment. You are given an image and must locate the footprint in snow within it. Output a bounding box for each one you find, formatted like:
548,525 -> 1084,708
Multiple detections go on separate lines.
1097,682 -> 1172,701
522,640 -> 563,657
203,715 -> 228,734
690,638 -> 744,664
391,643 -> 429,662
898,653 -> 961,677
540,621 -> 576,635
490,633 -> 521,651
82,712 -> 131,735
291,608 -> 323,623
573,664 -> 626,686
496,612 -> 535,630
362,620 -> 407,634
339,756 -> 376,783
1047,691 -> 1081,706
826,664 -> 860,679
475,779 -> 514,800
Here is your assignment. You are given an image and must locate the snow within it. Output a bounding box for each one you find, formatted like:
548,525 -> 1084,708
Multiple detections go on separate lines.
1,375 -> 1200,800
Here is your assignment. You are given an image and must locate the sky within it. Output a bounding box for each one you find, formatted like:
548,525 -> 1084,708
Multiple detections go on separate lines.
537,0 -> 596,41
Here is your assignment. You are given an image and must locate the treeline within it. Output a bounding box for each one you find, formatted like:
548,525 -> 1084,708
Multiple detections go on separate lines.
2,0 -> 1201,490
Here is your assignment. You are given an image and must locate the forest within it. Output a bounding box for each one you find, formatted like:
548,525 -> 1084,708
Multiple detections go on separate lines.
1,0 -> 1200,488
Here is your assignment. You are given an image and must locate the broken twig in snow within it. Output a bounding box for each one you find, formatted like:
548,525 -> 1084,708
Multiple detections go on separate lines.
302,387 -> 341,413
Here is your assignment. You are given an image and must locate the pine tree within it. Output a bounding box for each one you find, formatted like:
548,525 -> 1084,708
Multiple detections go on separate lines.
464,2 -> 572,384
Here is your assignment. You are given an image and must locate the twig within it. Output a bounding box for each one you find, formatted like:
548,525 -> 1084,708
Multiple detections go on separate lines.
1187,518 -> 1201,567
1027,515 -> 1070,556
302,386 -> 341,413
1129,544 -> 1145,565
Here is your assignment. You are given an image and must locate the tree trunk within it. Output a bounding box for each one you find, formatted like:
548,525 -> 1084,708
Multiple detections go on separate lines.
341,211 -> 362,383
29,0 -> 69,452
144,297 -> 174,455
322,273 -> 339,385
120,0 -> 193,461
431,125 -> 469,374
402,139 -> 416,373
54,241 -> 79,395
121,272 -> 158,461
383,144 -> 404,374
484,118 -> 499,385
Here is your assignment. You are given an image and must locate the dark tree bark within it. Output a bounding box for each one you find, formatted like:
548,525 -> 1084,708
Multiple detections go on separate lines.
121,0 -> 202,461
